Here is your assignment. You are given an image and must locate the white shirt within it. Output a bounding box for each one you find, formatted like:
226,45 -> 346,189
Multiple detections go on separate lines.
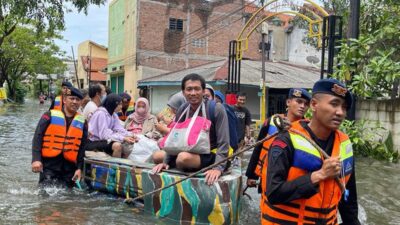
83,101 -> 98,121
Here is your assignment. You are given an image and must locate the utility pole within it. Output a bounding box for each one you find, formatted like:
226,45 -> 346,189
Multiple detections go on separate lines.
260,21 -> 268,124
348,0 -> 360,40
348,0 -> 360,120
71,46 -> 80,89
88,45 -> 92,88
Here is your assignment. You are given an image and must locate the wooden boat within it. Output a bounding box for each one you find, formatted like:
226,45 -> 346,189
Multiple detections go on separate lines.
83,152 -> 243,225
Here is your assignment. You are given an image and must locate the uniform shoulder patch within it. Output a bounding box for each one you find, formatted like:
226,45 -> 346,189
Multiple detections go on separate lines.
271,139 -> 287,149
41,114 -> 50,121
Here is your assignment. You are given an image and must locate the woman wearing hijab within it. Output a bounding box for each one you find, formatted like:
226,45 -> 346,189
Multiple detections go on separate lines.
124,97 -> 158,139
86,93 -> 136,158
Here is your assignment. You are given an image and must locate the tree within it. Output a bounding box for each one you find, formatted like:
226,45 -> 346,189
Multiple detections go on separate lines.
334,0 -> 400,98
0,25 -> 66,102
0,0 -> 106,47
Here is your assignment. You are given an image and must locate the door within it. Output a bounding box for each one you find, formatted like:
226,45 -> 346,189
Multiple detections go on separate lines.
117,75 -> 124,94
111,76 -> 117,93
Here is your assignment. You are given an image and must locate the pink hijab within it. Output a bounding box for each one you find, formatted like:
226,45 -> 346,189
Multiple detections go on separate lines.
130,97 -> 150,124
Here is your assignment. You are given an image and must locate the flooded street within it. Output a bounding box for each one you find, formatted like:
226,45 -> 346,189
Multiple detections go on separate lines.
1,100 -> 399,224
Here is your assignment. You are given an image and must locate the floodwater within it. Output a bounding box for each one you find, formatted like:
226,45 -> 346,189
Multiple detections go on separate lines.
0,99 -> 399,225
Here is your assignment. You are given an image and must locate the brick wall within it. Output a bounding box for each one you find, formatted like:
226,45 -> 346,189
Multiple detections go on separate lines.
137,0 -> 263,72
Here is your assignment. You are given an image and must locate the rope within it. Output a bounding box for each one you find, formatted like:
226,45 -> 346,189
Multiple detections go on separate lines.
124,132 -> 280,205
288,128 -> 346,193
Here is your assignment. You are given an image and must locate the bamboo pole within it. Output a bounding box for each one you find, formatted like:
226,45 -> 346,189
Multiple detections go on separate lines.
124,132 -> 280,204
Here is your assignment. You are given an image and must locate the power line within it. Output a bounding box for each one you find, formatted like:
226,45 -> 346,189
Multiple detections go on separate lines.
137,0 -> 257,56
139,15 -> 244,63
116,0 -> 258,63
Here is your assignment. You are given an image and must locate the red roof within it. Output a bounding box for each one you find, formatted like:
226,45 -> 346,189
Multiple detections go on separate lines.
81,56 -> 108,72
89,71 -> 107,81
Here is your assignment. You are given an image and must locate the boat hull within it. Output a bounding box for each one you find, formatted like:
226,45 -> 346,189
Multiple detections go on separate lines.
84,155 -> 242,225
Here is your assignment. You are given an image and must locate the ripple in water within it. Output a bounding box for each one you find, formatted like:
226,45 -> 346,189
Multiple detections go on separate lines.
0,100 -> 399,224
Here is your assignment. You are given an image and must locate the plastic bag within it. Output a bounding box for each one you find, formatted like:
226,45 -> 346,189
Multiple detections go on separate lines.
128,134 -> 160,162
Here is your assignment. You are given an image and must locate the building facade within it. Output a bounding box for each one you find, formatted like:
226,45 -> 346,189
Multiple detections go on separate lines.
108,0 -> 296,97
77,40 -> 108,89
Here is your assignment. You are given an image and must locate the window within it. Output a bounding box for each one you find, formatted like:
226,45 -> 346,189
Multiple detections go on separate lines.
191,38 -> 206,48
169,18 -> 183,31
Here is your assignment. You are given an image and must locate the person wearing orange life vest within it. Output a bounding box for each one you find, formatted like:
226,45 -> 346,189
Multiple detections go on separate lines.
246,88 -> 311,192
32,86 -> 88,188
117,92 -> 134,121
262,79 -> 360,225
49,80 -> 73,110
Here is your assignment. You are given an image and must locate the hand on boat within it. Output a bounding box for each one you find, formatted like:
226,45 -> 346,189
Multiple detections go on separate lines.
152,163 -> 169,174
31,161 -> 43,173
72,169 -> 82,181
205,169 -> 222,185
246,178 -> 258,187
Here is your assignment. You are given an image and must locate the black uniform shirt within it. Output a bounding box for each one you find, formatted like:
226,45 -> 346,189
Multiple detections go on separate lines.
32,111 -> 88,171
266,121 -> 361,225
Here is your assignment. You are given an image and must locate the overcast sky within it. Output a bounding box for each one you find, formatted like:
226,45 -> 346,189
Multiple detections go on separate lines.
56,0 -> 323,58
55,3 -> 109,58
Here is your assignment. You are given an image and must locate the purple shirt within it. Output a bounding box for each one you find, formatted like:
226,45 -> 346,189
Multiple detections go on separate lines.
89,107 -> 132,142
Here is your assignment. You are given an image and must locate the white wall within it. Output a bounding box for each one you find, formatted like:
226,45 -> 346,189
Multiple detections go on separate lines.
287,27 -> 321,66
356,99 -> 400,152
149,86 -> 181,114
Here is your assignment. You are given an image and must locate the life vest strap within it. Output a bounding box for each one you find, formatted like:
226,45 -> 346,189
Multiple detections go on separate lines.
264,200 -> 337,224
44,134 -> 65,139
42,147 -> 63,151
264,199 -> 299,218
63,148 -> 78,152
262,213 -> 300,225
65,136 -> 82,140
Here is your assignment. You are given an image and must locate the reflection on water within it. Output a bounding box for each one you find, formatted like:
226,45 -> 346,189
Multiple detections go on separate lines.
0,99 -> 399,224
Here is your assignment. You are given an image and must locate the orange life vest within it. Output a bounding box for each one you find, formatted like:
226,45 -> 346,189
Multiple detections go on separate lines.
256,114 -> 284,216
261,120 -> 354,225
42,110 -> 85,163
53,95 -> 62,110
255,114 -> 284,178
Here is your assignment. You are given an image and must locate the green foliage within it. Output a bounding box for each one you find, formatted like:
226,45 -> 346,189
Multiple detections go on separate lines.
333,0 -> 400,98
13,82 -> 27,103
0,0 -> 106,47
0,25 -> 66,100
340,120 -> 399,163
289,0 -> 350,49
334,38 -> 400,98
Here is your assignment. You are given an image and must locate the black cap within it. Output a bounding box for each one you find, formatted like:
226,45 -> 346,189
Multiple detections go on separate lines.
62,81 -> 73,88
288,88 -> 311,101
312,78 -> 353,107
65,86 -> 83,99
119,92 -> 132,101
